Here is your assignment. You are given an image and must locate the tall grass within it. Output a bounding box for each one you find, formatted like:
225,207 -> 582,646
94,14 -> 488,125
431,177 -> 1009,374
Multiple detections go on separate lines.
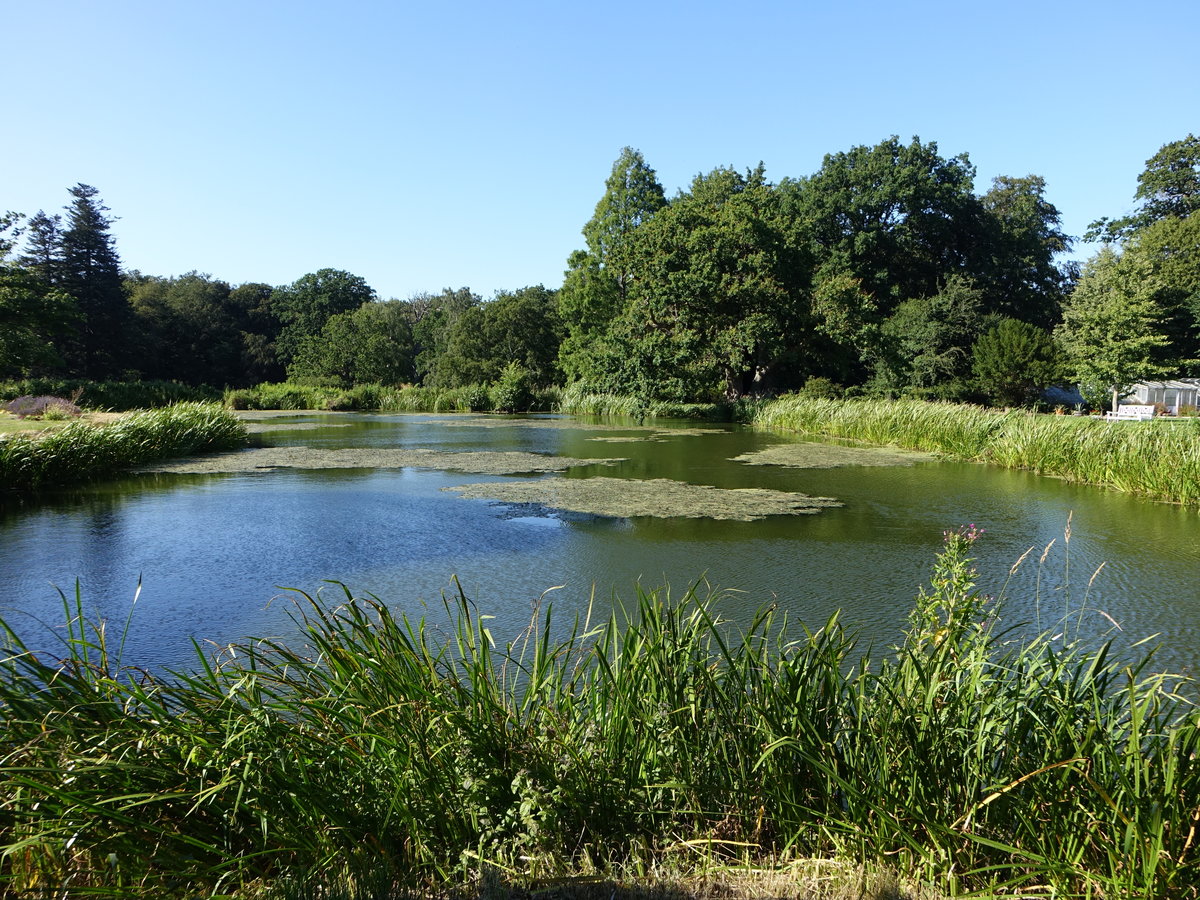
224,382 -> 562,414
224,381 -> 346,410
1,534 -> 1195,897
754,396 -> 1200,507
554,384 -> 738,421
0,402 -> 247,494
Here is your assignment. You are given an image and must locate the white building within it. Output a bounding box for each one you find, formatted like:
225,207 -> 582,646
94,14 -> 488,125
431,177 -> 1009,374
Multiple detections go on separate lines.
1122,379 -> 1200,414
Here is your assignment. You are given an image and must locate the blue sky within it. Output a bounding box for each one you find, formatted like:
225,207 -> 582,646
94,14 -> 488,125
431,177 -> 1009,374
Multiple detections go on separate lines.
5,0 -> 1196,301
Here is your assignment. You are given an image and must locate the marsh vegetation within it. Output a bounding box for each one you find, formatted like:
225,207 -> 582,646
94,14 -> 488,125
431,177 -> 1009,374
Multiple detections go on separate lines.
0,530 -> 1195,898
0,402 -> 246,494
754,396 -> 1200,507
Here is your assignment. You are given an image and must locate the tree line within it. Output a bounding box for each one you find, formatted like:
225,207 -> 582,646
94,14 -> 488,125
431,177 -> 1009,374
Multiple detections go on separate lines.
0,187 -> 561,394
2,133 -> 1197,409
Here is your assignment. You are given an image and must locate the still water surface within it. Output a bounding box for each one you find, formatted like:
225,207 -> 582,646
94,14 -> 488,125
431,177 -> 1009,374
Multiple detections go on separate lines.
3,412 -> 1199,674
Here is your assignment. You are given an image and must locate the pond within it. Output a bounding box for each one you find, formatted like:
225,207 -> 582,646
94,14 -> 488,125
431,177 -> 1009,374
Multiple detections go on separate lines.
3,411 -> 1199,675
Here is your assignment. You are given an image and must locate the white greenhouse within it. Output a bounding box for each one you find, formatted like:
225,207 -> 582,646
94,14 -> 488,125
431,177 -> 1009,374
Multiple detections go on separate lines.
1122,379 -> 1200,415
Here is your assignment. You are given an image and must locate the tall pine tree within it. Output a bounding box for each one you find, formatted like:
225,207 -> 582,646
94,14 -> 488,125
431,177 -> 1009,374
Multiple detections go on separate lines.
55,184 -> 130,377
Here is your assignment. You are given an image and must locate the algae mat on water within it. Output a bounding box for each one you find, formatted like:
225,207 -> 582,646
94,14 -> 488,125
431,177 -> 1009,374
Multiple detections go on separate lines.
427,416 -> 725,437
447,477 -> 841,520
133,447 -> 624,476
732,441 -> 934,468
242,422 -> 353,433
588,428 -> 728,443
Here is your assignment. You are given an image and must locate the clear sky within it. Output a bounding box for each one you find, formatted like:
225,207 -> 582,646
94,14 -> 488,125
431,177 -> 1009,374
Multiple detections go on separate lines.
4,0 -> 1196,301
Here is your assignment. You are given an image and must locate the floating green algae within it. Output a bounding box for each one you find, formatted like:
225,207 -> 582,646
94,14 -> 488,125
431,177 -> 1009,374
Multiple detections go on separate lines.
243,422 -> 352,434
134,447 -> 624,476
731,441 -> 934,469
650,427 -> 726,437
446,476 -> 841,520
588,428 -> 727,443
429,415 -> 654,433
233,410 -> 322,419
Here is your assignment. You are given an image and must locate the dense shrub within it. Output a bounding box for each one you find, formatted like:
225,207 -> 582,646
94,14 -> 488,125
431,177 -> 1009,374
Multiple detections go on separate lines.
796,376 -> 844,399
971,318 -> 1063,407
0,379 -> 219,410
223,382 -> 341,410
490,362 -> 533,412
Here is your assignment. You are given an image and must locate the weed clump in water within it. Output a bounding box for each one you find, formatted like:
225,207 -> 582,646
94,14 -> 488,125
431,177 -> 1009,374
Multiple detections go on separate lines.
731,441 -> 933,469
447,476 -> 842,520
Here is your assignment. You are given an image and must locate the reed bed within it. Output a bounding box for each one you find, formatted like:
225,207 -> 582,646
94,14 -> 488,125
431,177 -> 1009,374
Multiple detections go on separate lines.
554,385 -> 736,421
753,396 -> 1200,507
0,402 -> 247,494
224,382 -> 563,414
0,532 -> 1195,898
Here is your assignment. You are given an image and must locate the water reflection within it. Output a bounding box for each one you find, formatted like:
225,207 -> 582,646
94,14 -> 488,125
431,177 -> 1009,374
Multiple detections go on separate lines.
2,412 -> 1198,676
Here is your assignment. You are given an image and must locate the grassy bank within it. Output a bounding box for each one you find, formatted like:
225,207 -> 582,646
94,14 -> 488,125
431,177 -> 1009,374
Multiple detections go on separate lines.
553,384 -> 747,420
0,378 -> 220,411
1,531 -> 1195,898
0,402 -> 247,494
753,396 -> 1200,507
225,381 -> 564,414
222,381 -> 738,419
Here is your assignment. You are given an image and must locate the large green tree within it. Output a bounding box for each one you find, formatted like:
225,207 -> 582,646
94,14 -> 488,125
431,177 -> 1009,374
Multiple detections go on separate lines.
272,269 -> 377,367
870,276 -> 987,398
788,136 -> 986,316
408,287 -> 481,383
557,250 -> 622,384
0,266 -> 78,378
580,147 -> 667,288
1120,212 -> 1200,369
431,285 -> 561,388
611,166 -> 812,400
288,300 -> 416,386
226,281 -> 285,383
978,175 -> 1073,327
1088,135 -> 1200,242
0,214 -> 79,378
559,148 -> 666,384
128,272 -> 251,386
17,212 -> 61,281
1056,246 -> 1172,411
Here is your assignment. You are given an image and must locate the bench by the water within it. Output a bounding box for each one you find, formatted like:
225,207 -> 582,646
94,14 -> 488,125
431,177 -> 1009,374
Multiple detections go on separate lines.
1105,404 -> 1156,421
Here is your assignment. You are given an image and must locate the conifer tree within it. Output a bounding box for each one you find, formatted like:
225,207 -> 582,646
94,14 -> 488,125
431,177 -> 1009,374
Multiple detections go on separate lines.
55,184 -> 130,377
